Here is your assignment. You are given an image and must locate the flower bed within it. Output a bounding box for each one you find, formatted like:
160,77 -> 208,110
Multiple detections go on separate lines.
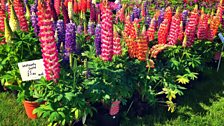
0,0 -> 223,125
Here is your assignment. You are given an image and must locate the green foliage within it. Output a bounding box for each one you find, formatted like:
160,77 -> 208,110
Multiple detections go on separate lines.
0,30 -> 41,87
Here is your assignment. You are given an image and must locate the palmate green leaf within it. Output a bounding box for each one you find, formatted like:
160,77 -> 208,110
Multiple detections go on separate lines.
185,68 -> 198,80
166,100 -> 176,113
65,92 -> 76,101
188,72 -> 198,80
170,57 -> 180,69
176,75 -> 190,84
42,111 -> 51,118
33,108 -> 44,117
58,112 -> 66,119
162,88 -> 177,101
49,112 -> 61,122
167,90 -> 177,101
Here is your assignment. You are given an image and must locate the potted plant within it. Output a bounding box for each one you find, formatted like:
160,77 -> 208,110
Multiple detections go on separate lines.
0,28 -> 42,118
6,80 -> 46,119
33,59 -> 94,126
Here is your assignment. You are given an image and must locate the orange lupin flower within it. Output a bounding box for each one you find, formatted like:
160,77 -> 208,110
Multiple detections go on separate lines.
136,36 -> 148,61
146,18 -> 156,41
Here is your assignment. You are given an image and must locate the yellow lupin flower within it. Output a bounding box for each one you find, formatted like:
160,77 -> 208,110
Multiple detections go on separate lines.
68,1 -> 73,20
25,4 -> 31,20
4,18 -> 13,43
9,5 -> 20,32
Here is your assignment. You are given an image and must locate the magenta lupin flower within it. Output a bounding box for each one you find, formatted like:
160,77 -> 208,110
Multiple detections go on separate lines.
90,3 -> 96,22
37,1 -> 60,81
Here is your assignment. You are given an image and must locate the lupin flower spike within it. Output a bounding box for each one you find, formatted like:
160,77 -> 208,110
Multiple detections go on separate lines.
64,22 -> 76,63
37,0 -> 60,82
68,0 -> 73,20
94,24 -> 101,55
25,4 -> 31,20
9,5 -> 20,32
56,20 -> 65,52
13,0 -> 29,31
4,18 -> 13,43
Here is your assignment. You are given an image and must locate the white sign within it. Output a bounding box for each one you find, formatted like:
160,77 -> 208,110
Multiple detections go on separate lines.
217,33 -> 224,72
18,59 -> 45,81
218,33 -> 224,44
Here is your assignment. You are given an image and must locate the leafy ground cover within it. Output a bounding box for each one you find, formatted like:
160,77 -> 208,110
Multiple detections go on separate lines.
1,62 -> 224,126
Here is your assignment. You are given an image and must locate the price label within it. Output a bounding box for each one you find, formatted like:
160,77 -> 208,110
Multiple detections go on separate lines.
217,33 -> 224,72
18,59 -> 45,81
218,33 -> 224,44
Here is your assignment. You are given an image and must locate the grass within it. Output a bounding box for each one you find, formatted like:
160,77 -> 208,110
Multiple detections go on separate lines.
0,62 -> 224,126
0,92 -> 47,126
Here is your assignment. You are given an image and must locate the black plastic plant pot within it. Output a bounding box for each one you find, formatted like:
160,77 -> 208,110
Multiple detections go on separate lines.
96,113 -> 120,126
0,83 -> 4,92
72,120 -> 83,126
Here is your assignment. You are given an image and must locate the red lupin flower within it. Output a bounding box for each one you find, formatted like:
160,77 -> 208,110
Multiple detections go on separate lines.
54,0 -> 61,15
167,8 -> 181,45
0,6 -> 5,44
184,5 -> 199,47
13,0 -> 29,31
158,19 -> 169,44
197,9 -> 209,40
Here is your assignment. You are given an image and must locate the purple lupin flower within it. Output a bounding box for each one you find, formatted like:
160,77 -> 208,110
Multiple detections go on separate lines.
158,8 -> 165,27
182,10 -> 188,30
56,20 -> 65,52
31,5 -> 39,36
23,0 -> 28,5
31,4 -> 37,13
90,3 -> 96,22
130,13 -> 134,22
87,22 -> 95,36
133,6 -> 140,19
94,24 -> 101,55
64,22 -> 76,62
145,16 -> 151,26
190,2 -> 193,6
115,2 -> 122,12
77,24 -> 83,34
143,1 -> 149,16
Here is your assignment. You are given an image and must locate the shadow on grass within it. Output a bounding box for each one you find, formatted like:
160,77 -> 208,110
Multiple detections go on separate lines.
173,63 -> 224,118
121,62 -> 224,126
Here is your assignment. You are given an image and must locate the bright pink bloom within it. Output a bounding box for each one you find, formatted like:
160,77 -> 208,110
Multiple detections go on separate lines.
37,1 -> 60,81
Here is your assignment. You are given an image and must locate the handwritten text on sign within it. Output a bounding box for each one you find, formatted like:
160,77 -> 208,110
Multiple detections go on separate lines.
18,59 -> 45,81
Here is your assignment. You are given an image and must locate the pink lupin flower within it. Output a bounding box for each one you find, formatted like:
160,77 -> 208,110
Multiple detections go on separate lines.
113,25 -> 122,55
100,3 -> 113,61
37,1 -> 60,82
